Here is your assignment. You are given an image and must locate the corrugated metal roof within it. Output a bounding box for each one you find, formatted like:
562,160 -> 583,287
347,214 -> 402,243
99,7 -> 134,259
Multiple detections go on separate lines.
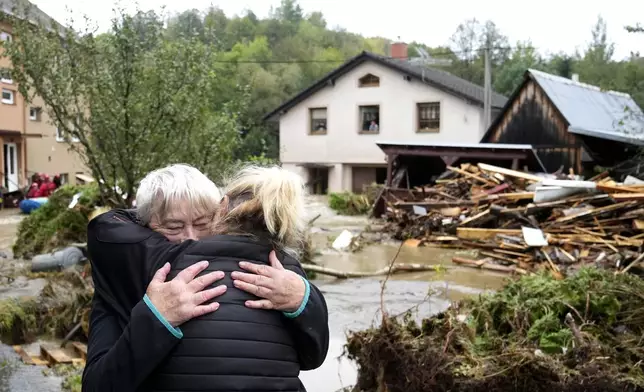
376,141 -> 534,150
529,69 -> 644,146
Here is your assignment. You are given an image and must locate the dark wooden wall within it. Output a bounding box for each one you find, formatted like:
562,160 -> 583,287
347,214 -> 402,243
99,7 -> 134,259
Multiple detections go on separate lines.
483,80 -> 582,173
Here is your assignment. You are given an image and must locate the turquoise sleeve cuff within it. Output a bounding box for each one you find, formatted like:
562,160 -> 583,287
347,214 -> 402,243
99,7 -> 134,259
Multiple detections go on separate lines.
283,276 -> 311,319
143,294 -> 183,339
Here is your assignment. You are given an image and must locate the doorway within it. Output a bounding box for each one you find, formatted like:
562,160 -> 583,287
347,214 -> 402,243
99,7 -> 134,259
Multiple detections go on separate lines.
307,167 -> 329,195
3,143 -> 18,192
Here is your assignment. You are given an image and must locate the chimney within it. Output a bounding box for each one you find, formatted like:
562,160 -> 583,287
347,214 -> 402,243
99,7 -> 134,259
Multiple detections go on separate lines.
391,41 -> 408,60
571,73 -> 579,82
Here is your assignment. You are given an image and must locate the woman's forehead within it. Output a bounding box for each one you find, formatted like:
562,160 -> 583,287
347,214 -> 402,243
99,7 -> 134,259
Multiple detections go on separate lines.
159,199 -> 214,223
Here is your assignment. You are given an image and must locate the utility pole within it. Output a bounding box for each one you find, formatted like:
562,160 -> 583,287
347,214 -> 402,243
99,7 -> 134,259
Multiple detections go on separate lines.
483,46 -> 492,130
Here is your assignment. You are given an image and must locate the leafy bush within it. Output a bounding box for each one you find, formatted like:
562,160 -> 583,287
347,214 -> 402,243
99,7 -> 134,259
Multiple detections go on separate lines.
12,184 -> 101,259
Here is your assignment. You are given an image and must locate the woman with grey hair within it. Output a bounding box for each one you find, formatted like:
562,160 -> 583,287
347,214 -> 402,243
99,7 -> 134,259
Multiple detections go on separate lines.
83,164 -> 329,392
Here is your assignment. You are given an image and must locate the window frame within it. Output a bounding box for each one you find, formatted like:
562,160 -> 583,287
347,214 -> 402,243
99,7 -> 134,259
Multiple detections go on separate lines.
309,107 -> 328,135
0,68 -> 12,84
56,127 -> 64,142
1,88 -> 14,104
416,102 -> 441,133
358,104 -> 381,134
29,107 -> 41,121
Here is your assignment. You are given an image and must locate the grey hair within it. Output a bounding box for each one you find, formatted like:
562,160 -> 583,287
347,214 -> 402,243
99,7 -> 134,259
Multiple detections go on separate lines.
135,164 -> 222,225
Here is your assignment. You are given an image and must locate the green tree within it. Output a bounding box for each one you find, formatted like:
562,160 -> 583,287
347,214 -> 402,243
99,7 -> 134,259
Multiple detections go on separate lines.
1,6 -> 243,206
494,41 -> 544,96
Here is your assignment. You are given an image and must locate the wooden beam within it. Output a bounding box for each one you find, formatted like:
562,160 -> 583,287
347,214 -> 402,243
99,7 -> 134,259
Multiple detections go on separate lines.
386,154 -> 393,186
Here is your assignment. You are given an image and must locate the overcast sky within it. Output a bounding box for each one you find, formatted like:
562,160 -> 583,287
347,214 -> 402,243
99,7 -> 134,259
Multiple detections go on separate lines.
30,0 -> 643,60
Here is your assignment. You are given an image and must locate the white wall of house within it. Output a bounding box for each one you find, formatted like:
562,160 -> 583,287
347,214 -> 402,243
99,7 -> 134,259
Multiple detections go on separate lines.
278,61 -> 487,192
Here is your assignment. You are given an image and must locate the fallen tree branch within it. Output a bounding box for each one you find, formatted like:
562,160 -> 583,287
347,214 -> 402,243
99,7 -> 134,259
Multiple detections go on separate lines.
300,262 -> 440,279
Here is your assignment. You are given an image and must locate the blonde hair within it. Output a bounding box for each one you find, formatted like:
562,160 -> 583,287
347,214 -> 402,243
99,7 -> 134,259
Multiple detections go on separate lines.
136,164 -> 222,225
212,165 -> 307,256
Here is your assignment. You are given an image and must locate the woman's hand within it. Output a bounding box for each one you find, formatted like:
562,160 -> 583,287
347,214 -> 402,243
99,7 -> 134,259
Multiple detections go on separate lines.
146,261 -> 227,327
231,251 -> 306,312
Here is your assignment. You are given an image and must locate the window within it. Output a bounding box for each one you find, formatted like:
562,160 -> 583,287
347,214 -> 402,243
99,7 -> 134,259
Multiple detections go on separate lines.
56,127 -> 64,142
359,73 -> 380,88
309,108 -> 327,135
0,31 -> 11,42
59,173 -> 69,184
359,105 -> 380,133
71,114 -> 81,142
0,68 -> 11,84
1,88 -> 14,104
417,102 -> 440,132
29,107 -> 41,121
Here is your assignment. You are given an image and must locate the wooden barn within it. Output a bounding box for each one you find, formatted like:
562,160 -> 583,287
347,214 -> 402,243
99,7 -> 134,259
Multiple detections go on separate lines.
481,69 -> 644,176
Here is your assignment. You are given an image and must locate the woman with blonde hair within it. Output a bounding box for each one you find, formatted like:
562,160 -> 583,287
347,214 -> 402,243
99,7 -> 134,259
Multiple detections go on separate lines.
84,164 -> 328,392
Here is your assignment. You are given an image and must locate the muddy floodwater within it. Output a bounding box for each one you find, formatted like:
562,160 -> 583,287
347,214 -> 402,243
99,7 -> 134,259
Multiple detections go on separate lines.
0,198 -> 509,391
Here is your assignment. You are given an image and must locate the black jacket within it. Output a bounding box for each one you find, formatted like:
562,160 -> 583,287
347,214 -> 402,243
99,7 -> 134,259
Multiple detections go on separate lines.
83,209 -> 329,392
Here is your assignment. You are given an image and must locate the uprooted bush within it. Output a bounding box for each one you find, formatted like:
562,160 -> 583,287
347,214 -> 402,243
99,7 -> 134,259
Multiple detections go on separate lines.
329,192 -> 372,215
13,184 -> 102,259
346,268 -> 644,392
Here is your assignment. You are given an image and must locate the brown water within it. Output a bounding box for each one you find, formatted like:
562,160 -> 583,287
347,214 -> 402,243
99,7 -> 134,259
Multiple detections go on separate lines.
0,201 -> 508,392
299,196 -> 507,392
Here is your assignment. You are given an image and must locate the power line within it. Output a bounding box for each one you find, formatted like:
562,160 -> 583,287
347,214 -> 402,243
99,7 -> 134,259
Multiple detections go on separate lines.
211,46 -> 517,64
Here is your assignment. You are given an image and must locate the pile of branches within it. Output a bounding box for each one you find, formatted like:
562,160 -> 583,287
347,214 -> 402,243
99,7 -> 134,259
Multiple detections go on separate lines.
345,268 -> 644,392
13,184 -> 101,259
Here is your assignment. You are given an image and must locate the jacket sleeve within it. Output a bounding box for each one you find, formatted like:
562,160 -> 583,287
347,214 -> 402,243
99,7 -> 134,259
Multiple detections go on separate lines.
282,262 -> 330,370
81,293 -> 182,392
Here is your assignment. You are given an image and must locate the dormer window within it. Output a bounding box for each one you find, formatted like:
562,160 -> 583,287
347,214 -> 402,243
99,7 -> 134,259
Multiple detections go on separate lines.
359,74 -> 380,88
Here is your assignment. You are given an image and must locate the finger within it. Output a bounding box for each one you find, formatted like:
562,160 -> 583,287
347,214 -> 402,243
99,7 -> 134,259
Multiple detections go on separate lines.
231,271 -> 274,289
194,284 -> 227,304
175,260 -> 209,283
245,299 -> 274,310
239,261 -> 273,277
151,263 -> 171,283
188,270 -> 225,292
233,280 -> 272,298
192,302 -> 220,318
269,250 -> 285,270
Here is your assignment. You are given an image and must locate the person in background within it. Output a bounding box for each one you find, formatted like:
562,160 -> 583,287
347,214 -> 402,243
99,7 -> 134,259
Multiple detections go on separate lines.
53,174 -> 62,189
35,175 -> 53,197
26,183 -> 39,198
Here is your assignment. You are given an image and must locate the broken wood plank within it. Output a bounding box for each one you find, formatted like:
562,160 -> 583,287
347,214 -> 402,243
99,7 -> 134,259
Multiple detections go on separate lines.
40,346 -> 73,365
452,256 -> 529,275
403,239 -> 422,247
13,345 -> 35,365
447,166 -> 497,186
456,228 -> 522,241
458,209 -> 490,227
554,201 -> 637,224
71,342 -> 87,360
610,193 -> 644,201
477,163 -> 543,182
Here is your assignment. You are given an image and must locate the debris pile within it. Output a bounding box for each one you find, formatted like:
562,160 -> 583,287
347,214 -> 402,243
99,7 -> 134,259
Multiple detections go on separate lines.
379,163 -> 644,277
345,268 -> 644,392
13,184 -> 101,259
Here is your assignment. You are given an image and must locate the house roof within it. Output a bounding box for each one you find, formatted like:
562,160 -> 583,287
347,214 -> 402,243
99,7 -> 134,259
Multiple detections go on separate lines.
492,69 -> 644,146
1,0 -> 64,32
263,51 -> 508,121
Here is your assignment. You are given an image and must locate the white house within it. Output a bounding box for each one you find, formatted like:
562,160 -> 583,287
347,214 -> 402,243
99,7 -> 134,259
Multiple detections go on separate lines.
264,43 -> 507,193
